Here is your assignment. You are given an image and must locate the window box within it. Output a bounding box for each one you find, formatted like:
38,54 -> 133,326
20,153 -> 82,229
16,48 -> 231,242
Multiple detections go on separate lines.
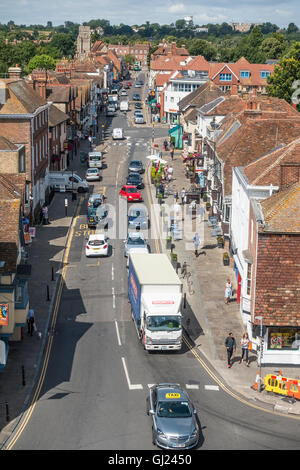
223,252 -> 230,266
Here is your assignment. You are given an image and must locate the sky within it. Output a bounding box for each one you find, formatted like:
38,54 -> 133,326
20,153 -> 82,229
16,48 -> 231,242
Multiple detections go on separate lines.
0,0 -> 299,28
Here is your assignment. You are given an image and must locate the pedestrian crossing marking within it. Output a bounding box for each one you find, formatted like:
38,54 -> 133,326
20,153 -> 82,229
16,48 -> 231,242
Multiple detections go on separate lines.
204,385 -> 219,391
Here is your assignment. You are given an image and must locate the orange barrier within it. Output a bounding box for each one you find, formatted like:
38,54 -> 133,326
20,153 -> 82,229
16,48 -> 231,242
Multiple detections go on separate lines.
264,372 -> 300,400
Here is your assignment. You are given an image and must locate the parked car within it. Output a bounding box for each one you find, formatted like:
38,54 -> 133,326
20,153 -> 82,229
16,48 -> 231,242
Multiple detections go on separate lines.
128,206 -> 148,230
134,114 -> 145,124
120,185 -> 143,202
135,102 -> 143,109
120,90 -> 127,96
134,110 -> 143,117
85,168 -> 101,181
124,232 -> 148,257
126,172 -> 143,189
128,160 -> 143,174
135,82 -> 142,88
87,193 -> 105,208
133,93 -> 140,101
146,383 -> 199,450
87,206 -> 108,229
85,233 -> 109,257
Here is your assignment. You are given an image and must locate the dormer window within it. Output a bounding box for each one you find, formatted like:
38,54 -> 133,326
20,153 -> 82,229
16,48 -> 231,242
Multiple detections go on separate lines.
260,71 -> 270,79
220,73 -> 232,81
240,70 -> 250,78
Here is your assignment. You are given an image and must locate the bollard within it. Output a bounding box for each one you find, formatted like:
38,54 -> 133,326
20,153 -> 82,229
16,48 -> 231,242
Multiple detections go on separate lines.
51,266 -> 54,281
46,285 -> 50,301
22,365 -> 26,386
5,402 -> 10,422
183,293 -> 186,309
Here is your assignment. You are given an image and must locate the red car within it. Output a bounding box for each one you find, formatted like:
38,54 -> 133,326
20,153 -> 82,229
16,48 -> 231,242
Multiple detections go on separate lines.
126,81 -> 132,87
120,185 -> 143,202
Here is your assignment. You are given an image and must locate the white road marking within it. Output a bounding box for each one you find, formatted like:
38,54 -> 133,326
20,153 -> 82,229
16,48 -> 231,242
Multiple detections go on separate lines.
111,264 -> 114,281
115,320 -> 122,346
186,384 -> 199,390
148,384 -> 155,388
121,357 -> 143,390
112,287 -> 116,309
204,385 -> 220,391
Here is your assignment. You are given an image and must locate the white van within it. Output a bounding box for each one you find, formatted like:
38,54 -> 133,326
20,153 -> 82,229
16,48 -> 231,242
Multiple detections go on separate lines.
48,172 -> 89,192
88,152 -> 103,168
112,128 -> 124,140
120,101 -> 128,112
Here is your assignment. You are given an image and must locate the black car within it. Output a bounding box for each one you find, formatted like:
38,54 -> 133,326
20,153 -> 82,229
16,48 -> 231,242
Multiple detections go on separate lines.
135,102 -> 143,109
128,160 -> 143,174
126,172 -> 143,189
133,93 -> 140,101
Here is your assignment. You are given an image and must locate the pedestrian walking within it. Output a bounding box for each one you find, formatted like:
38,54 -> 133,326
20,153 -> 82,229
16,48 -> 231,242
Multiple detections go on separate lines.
170,149 -> 174,161
225,279 -> 232,304
27,309 -> 35,336
199,205 -> 205,222
240,333 -> 250,366
193,233 -> 200,256
225,332 -> 236,368
163,139 -> 168,151
88,135 -> 93,149
180,188 -> 186,205
174,190 -> 178,203
42,204 -> 49,225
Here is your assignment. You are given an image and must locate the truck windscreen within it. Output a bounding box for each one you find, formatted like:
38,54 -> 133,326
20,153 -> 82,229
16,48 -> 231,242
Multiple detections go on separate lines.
146,316 -> 181,331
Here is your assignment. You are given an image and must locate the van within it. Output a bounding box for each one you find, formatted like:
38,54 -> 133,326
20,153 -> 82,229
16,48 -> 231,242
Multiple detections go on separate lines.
112,128 -> 124,140
120,101 -> 129,112
88,152 -> 103,168
48,172 -> 89,192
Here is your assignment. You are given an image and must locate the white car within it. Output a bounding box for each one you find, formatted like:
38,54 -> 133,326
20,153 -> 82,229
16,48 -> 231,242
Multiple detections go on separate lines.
134,114 -> 145,124
85,234 -> 109,257
85,168 -> 101,181
120,90 -> 127,96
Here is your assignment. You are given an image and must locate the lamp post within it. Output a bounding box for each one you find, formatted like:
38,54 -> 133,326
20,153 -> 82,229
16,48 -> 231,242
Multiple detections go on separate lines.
255,315 -> 263,392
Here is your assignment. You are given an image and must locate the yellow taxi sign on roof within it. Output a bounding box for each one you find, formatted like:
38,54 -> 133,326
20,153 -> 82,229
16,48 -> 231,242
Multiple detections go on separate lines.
166,392 -> 181,399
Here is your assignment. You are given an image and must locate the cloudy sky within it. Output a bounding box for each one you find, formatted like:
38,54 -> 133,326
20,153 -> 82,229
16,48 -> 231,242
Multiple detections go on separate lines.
0,0 -> 299,28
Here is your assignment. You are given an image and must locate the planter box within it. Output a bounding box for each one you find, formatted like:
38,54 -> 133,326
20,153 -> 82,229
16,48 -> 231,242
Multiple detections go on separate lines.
223,258 -> 230,266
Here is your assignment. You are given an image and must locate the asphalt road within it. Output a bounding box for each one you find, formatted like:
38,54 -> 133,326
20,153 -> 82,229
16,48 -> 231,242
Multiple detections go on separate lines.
9,75 -> 300,451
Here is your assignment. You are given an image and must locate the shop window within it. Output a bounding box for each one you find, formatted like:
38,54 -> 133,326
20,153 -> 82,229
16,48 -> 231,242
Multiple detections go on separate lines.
268,328 -> 300,350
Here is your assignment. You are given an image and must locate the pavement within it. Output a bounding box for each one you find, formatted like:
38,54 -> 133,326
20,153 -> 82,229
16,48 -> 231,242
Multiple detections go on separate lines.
147,134 -> 300,417
0,122 -> 300,449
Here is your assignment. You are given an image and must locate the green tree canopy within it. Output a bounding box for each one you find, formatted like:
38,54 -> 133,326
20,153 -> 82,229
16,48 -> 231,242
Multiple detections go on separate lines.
27,54 -> 56,72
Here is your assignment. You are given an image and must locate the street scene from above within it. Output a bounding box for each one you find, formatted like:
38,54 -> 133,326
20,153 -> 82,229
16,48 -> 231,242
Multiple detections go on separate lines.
0,6 -> 300,453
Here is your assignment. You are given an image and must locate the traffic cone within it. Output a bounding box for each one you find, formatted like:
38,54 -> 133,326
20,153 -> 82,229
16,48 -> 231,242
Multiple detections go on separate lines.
251,369 -> 260,391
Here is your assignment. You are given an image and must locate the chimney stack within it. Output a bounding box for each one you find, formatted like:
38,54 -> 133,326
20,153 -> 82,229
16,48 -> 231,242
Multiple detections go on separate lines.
280,162 -> 300,190
8,64 -> 22,79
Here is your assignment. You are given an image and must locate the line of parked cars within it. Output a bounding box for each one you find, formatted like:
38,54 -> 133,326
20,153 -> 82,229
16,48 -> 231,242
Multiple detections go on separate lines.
85,192 -> 110,257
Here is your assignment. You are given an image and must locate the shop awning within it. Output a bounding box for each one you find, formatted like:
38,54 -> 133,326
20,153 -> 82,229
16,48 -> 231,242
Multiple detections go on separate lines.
168,125 -> 183,149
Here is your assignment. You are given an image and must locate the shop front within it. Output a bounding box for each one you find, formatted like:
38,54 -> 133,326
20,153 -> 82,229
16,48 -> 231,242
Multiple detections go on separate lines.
253,326 -> 300,365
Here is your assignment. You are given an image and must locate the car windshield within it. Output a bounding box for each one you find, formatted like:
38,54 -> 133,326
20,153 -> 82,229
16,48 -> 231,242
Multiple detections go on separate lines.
131,161 -> 141,167
146,315 -> 182,331
89,239 -> 105,246
129,209 -> 145,218
128,175 -> 139,181
127,188 -> 138,193
157,401 -> 192,418
127,237 -> 145,245
88,169 -> 98,173
89,156 -> 101,161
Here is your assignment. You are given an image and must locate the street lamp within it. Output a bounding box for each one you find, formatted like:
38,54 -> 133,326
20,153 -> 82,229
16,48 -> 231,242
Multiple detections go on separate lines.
255,315 -> 263,392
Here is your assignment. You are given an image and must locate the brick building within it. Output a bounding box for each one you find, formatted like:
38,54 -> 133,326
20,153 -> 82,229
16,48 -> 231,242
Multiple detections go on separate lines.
0,77 -> 50,220
249,181 -> 300,365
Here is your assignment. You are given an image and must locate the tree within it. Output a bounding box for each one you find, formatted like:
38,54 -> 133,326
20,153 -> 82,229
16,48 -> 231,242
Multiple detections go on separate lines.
49,33 -> 76,57
259,36 -> 287,59
124,54 -> 136,65
27,54 -> 56,72
267,56 -> 300,105
287,23 -> 299,34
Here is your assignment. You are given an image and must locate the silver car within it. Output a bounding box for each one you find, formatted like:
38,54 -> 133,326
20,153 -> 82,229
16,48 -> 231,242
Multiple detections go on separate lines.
128,206 -> 148,230
147,383 -> 199,449
134,114 -> 145,124
124,232 -> 148,257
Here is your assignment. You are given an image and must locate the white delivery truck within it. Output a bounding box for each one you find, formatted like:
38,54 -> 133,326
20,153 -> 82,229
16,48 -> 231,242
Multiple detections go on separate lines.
128,253 -> 183,351
48,171 -> 89,192
88,151 -> 103,168
120,101 -> 129,112
112,128 -> 124,140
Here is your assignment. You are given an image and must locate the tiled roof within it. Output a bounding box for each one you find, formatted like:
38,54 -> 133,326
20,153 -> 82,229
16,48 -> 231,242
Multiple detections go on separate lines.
49,104 -> 69,127
0,136 -> 18,150
150,55 -> 191,71
155,73 -> 172,87
259,182 -> 300,233
46,86 -> 72,103
244,138 -> 300,186
0,79 -> 47,115
216,109 -> 300,195
179,81 -> 224,112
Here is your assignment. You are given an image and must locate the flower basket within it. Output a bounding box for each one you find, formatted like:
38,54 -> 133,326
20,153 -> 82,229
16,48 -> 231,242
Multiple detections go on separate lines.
202,193 -> 207,202
206,202 -> 211,211
166,236 -> 172,249
223,252 -> 230,266
170,252 -> 178,269
217,236 -> 224,248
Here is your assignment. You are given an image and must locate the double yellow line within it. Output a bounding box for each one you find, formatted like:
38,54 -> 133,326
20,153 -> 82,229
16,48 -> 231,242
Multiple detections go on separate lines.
5,197 -> 84,450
